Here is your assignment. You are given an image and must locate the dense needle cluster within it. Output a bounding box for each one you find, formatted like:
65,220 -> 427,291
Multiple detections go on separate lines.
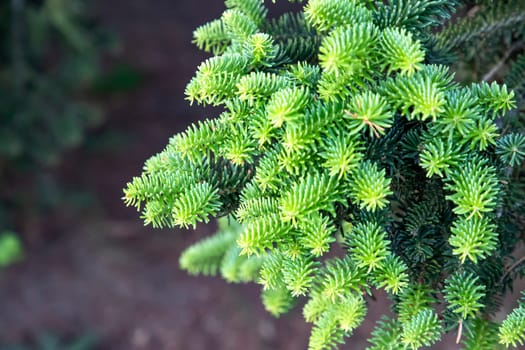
124,0 -> 525,349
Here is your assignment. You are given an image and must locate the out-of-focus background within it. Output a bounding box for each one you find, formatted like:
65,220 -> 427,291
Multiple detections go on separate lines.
0,1 -> 523,349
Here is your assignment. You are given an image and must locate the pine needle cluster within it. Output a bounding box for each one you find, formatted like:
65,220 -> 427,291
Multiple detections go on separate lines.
124,0 -> 525,349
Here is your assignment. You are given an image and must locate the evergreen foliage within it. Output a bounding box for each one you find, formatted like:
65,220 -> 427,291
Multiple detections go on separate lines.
461,318 -> 501,350
0,0 -> 105,167
498,293 -> 525,348
124,0 -> 525,348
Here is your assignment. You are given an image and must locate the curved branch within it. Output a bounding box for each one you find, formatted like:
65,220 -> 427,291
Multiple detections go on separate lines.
501,255 -> 525,284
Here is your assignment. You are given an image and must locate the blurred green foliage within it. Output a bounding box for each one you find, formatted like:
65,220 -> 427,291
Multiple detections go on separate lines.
0,0 -> 109,167
0,232 -> 22,267
0,0 -> 115,262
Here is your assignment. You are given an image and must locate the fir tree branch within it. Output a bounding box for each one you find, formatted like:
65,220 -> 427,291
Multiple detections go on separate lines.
123,1 -> 525,349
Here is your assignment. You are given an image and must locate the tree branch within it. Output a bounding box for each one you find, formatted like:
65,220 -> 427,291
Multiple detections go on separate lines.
456,320 -> 463,344
501,255 -> 525,284
482,41 -> 524,82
